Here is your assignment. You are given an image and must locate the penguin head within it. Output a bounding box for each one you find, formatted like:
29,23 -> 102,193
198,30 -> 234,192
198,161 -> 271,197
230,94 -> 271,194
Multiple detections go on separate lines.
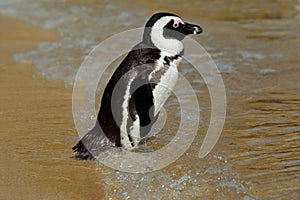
143,12 -> 203,54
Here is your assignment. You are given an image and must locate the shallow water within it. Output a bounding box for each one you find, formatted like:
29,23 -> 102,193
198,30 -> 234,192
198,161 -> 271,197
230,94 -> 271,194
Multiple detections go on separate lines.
0,0 -> 299,199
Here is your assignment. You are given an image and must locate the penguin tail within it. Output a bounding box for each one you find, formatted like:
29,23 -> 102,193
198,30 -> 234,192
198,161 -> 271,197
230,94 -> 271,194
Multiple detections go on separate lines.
72,140 -> 94,160
72,126 -> 113,160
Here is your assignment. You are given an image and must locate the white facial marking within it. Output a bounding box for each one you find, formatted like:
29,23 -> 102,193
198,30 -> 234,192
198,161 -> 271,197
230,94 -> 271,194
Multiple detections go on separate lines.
151,16 -> 184,55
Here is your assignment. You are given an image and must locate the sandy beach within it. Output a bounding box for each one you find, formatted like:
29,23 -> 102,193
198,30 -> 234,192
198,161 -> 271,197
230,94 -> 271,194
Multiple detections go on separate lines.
0,14 -> 106,199
0,0 -> 299,199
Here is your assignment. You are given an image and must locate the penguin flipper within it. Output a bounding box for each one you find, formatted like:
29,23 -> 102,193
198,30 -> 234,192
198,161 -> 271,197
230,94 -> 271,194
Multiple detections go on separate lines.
130,69 -> 157,138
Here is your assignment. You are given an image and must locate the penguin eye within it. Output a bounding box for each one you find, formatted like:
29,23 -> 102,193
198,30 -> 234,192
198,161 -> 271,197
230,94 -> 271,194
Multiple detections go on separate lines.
173,22 -> 179,28
173,20 -> 183,28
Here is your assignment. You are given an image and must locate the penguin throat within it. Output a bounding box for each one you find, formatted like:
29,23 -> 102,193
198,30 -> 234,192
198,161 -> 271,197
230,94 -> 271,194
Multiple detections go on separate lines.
150,28 -> 183,55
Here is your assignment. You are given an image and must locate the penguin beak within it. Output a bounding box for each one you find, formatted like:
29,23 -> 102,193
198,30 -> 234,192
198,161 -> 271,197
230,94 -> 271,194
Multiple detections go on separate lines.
180,22 -> 203,35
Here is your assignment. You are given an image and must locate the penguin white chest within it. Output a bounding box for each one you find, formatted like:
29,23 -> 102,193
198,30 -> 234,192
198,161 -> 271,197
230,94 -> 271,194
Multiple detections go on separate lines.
151,56 -> 181,116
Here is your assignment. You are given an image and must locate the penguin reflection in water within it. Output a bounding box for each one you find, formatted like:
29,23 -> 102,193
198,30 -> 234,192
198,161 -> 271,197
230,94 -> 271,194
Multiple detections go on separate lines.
73,12 -> 203,159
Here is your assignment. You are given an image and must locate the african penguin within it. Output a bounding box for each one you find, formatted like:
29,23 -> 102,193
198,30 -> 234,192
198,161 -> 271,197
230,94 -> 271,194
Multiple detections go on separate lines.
73,12 -> 202,159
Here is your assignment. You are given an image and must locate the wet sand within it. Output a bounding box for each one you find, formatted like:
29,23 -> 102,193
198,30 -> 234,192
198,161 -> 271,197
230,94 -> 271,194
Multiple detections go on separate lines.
0,1 -> 299,198
0,14 -> 105,199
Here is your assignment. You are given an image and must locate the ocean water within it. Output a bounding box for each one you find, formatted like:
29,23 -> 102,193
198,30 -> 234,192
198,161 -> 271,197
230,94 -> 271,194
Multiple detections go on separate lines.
1,0 -> 299,199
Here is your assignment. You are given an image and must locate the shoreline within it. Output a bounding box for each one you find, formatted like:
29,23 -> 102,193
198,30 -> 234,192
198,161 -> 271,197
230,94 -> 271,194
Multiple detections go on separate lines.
1,3 -> 299,198
0,14 -> 105,199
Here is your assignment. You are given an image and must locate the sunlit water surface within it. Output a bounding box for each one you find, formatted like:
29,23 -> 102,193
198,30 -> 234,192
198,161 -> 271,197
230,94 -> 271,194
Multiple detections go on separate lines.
0,0 -> 299,199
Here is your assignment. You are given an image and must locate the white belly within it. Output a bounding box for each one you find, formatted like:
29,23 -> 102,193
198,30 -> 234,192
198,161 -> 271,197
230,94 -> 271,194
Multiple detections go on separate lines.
151,61 -> 179,116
